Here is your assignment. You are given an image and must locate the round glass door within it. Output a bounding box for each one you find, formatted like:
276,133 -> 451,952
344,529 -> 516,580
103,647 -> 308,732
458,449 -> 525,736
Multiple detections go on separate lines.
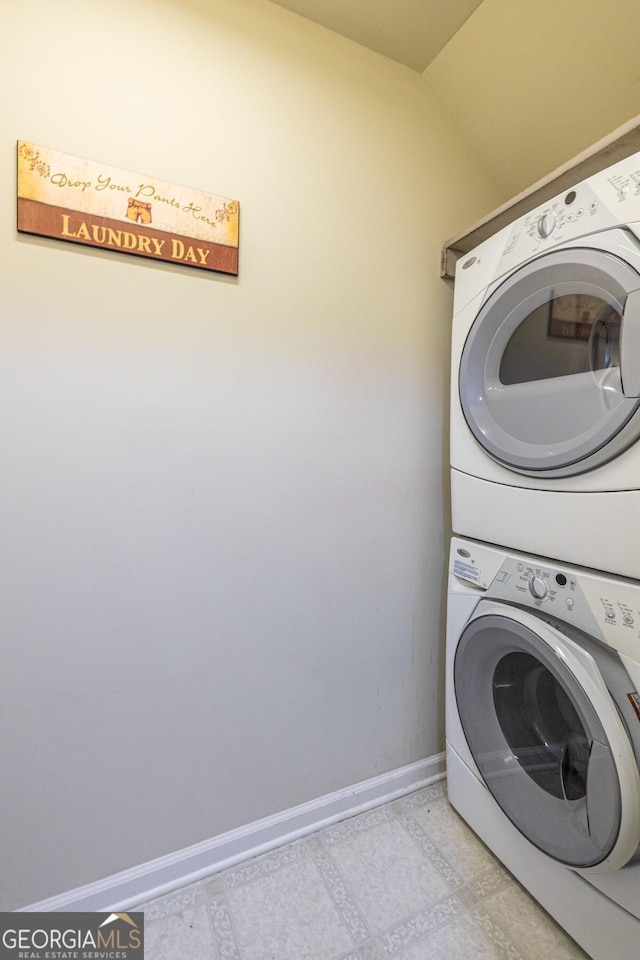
459,245 -> 640,477
492,650 -> 591,802
455,612 -> 623,867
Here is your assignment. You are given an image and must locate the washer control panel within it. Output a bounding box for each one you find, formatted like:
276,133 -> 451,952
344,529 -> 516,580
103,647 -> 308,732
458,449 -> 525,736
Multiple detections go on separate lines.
451,537 -> 640,661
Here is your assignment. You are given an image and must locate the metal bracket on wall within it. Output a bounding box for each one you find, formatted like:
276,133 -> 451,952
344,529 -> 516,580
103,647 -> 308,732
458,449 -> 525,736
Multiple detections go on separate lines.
441,112 -> 640,281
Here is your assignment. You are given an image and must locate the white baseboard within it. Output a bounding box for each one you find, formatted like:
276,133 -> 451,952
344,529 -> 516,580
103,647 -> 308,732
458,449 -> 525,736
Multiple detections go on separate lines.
21,753 -> 445,913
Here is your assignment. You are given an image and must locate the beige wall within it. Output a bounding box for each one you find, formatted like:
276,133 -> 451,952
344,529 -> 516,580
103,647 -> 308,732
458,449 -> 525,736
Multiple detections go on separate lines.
0,0 -> 498,908
426,0 -> 640,202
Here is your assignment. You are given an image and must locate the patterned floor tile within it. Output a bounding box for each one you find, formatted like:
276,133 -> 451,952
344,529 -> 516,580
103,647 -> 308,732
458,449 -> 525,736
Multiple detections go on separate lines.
395,809 -> 464,889
460,863 -> 514,908
145,901 -> 215,960
325,818 -> 451,934
321,806 -> 394,845
471,885 -> 588,960
139,881 -> 205,922
314,847 -> 371,944
222,842 -> 304,889
399,914 -> 520,960
222,855 -> 355,960
393,783 -> 448,813
377,892 -> 468,957
135,779 -> 592,960
406,793 -> 499,880
208,887 -> 241,960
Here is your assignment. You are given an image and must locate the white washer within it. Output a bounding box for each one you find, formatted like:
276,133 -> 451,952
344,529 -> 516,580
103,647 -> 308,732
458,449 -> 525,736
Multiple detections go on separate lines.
447,536 -> 640,959
451,150 -> 640,578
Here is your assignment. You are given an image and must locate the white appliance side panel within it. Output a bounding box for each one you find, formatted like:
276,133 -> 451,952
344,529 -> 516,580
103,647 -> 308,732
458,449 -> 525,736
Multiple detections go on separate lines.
451,470 -> 640,581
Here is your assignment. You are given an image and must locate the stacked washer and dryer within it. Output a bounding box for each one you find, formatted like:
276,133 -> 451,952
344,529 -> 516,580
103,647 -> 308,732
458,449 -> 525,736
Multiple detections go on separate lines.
447,152 -> 640,959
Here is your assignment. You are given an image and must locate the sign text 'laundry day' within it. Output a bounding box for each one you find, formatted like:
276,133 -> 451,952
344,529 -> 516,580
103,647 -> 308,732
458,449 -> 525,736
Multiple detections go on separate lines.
16,141 -> 239,275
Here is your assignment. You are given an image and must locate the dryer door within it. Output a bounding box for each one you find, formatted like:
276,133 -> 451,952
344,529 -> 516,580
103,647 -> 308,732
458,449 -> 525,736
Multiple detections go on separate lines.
454,601 -> 640,872
459,242 -> 640,477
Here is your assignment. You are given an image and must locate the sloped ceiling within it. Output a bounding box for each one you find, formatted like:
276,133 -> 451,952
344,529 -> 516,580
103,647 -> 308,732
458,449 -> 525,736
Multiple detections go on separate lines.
269,0 -> 484,72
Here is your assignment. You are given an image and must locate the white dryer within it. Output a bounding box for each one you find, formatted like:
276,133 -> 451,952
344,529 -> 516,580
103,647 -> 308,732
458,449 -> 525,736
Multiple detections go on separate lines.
451,150 -> 640,578
447,536 -> 640,960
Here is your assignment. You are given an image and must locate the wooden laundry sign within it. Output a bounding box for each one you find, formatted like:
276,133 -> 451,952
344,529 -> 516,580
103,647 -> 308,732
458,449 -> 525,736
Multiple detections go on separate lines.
16,141 -> 239,275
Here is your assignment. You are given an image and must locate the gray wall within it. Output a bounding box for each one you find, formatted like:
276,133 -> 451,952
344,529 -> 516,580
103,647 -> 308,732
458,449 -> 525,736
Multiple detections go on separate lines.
0,0 -> 499,908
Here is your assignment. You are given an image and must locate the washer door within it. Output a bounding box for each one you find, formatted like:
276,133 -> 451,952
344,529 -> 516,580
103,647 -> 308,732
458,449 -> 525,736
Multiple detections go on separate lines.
459,242 -> 640,477
454,601 -> 640,871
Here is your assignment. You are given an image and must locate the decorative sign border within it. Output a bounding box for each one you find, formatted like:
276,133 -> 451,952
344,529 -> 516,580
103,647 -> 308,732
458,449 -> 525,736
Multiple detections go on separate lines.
17,141 -> 239,275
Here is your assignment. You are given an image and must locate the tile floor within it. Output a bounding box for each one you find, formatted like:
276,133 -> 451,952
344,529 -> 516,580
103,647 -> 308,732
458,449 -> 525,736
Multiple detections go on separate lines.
137,780 -> 589,960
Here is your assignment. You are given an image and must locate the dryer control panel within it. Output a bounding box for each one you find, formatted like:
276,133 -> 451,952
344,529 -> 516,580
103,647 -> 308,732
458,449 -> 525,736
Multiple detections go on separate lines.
451,537 -> 640,662
497,181 -> 620,278
453,149 -> 640,313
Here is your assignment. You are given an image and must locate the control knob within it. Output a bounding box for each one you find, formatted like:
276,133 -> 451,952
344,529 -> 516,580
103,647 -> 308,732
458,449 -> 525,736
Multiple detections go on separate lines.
529,576 -> 549,600
536,213 -> 556,239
